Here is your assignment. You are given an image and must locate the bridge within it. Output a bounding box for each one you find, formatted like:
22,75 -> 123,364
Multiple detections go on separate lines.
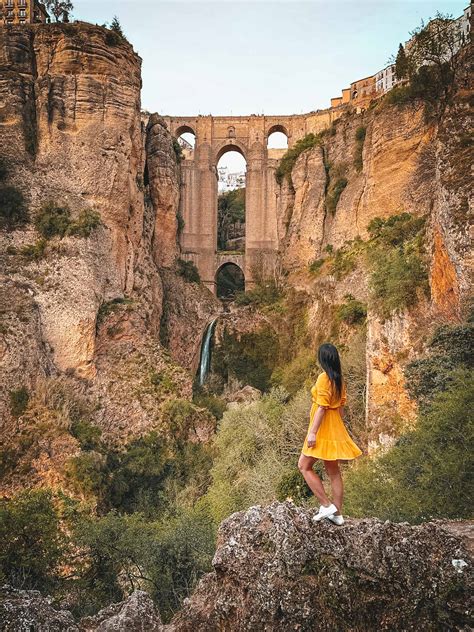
163,111 -> 340,293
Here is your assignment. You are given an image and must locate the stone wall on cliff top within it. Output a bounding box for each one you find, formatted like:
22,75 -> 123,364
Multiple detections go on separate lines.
0,23 -> 218,450
277,86 -> 472,450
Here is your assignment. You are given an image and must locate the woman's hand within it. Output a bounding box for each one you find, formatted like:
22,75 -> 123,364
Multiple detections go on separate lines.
307,432 -> 316,448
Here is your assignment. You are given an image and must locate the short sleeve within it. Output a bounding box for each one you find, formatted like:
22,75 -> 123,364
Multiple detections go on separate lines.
315,373 -> 331,407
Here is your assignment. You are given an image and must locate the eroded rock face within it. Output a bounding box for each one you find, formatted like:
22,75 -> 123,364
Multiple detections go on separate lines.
0,586 -> 79,631
173,502 -> 473,631
79,590 -> 165,632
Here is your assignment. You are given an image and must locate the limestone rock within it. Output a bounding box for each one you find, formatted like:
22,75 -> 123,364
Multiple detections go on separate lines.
79,590 -> 165,632
0,585 -> 79,631
173,502 -> 473,631
226,385 -> 262,408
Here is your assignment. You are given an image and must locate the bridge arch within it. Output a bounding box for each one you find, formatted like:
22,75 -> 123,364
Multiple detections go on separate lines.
215,140 -> 248,164
174,124 -> 196,138
215,261 -> 245,299
266,123 -> 289,139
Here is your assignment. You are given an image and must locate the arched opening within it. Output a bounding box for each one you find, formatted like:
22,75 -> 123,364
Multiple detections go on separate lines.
267,125 -> 288,149
217,147 -> 246,253
216,263 -> 245,299
175,125 -> 196,157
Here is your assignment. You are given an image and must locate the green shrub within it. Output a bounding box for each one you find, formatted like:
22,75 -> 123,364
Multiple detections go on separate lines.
0,489 -> 65,591
149,370 -> 176,393
366,213 -> 428,318
67,209 -> 101,237
275,133 -> 322,187
355,126 -> 367,142
276,468 -> 313,504
177,259 -> 200,283
193,393 -> 227,420
105,30 -> 122,46
345,370 -> 474,523
404,321 -> 473,408
336,295 -> 367,325
384,85 -> 413,105
308,258 -> 325,275
35,202 -> 71,238
234,280 -> 282,307
173,139 -> 184,162
97,297 -> 133,325
9,386 -> 29,417
326,177 -> 348,214
177,212 -> 185,233
20,239 -> 47,260
0,186 -> 28,228
70,419 -> 102,451
271,348 -> 317,396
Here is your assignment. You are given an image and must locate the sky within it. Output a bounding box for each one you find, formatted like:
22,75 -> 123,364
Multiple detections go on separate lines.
74,1 -> 467,170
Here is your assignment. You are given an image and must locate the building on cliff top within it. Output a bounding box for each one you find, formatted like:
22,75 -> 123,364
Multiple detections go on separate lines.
0,0 -> 49,24
329,5 -> 471,110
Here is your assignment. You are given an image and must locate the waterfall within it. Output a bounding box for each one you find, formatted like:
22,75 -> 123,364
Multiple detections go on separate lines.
198,318 -> 218,386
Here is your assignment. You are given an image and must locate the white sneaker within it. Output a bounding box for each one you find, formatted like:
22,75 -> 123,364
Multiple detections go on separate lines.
313,503 -> 337,522
327,513 -> 344,526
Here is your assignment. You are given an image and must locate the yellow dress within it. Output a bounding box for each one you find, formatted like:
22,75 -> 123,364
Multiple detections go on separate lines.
301,372 -> 362,461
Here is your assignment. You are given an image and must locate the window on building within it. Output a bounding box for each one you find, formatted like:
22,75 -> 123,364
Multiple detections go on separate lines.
19,9 -> 26,16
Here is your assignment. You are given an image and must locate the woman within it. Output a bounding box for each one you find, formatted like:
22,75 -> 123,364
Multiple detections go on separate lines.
298,343 -> 362,525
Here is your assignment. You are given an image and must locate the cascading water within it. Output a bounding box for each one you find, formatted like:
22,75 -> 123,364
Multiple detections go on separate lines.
198,318 -> 218,386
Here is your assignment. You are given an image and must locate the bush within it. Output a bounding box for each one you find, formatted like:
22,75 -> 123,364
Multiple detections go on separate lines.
70,419 -> 102,451
0,186 -> 28,228
271,349 -> 317,396
97,297 -> 133,325
193,393 -> 227,420
326,177 -> 348,214
177,259 -> 200,283
105,30 -> 122,46
276,468 -> 313,504
0,489 -> 65,591
308,258 -> 325,274
67,209 -> 101,237
275,133 -> 322,187
404,321 -> 473,408
384,85 -> 413,106
20,239 -> 47,260
336,295 -> 367,325
9,386 -> 29,417
35,201 -> 71,238
366,213 -> 428,318
345,370 -> 474,523
35,202 -> 100,239
173,139 -> 183,162
234,280 -> 282,307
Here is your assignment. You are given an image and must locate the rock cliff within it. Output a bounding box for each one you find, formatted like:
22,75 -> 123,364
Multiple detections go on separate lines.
276,85 -> 472,449
173,502 -> 473,631
0,23 -> 217,494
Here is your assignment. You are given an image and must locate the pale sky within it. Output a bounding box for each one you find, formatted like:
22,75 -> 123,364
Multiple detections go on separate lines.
74,1 -> 467,170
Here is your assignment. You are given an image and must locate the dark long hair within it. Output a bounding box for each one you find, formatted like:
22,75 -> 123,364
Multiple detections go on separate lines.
318,343 -> 343,398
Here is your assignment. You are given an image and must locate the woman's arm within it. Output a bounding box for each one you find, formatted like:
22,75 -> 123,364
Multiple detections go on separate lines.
306,406 -> 326,448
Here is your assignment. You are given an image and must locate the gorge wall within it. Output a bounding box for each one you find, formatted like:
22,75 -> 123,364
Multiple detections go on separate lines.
0,23 -> 219,495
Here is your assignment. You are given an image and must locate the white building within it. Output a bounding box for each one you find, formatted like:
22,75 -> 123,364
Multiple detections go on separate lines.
218,167 -> 246,193
375,64 -> 398,94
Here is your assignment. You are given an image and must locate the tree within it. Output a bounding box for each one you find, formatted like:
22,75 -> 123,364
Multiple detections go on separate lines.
407,13 -> 461,91
217,188 -> 245,251
45,0 -> 73,23
110,16 -> 125,38
395,43 -> 409,79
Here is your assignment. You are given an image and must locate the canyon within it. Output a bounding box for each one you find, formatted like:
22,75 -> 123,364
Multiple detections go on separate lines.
0,19 -> 472,631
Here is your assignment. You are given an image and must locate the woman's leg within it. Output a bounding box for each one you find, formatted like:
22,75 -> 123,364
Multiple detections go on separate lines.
324,460 -> 343,514
298,454 -> 331,507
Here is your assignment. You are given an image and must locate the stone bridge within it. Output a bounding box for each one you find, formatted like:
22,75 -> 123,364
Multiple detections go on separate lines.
163,111 -> 340,292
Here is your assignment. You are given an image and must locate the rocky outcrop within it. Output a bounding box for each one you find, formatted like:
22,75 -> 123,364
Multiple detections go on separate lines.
0,588 -> 168,631
146,114 -> 181,269
0,585 -> 79,631
80,590 -> 166,631
173,502 -> 473,631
